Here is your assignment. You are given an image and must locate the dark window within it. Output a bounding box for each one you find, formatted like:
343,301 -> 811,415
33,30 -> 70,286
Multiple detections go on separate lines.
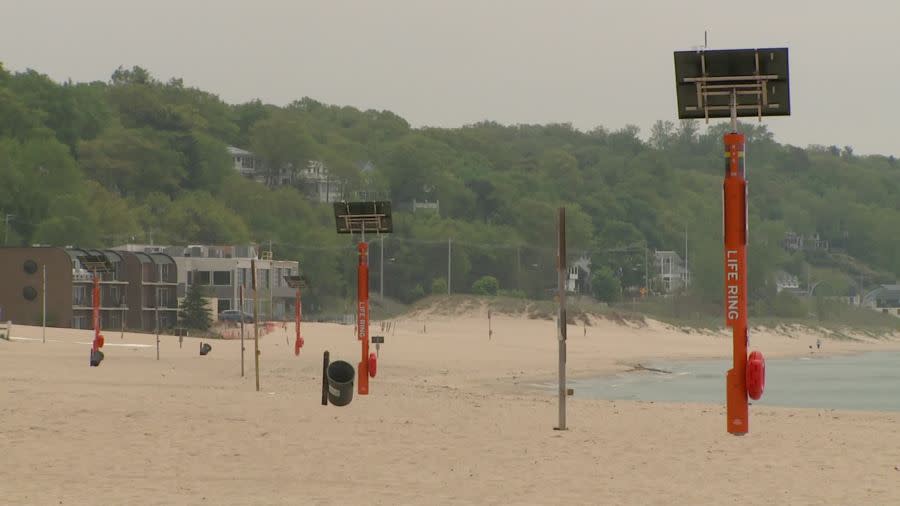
213,271 -> 232,286
23,286 -> 37,301
196,271 -> 211,285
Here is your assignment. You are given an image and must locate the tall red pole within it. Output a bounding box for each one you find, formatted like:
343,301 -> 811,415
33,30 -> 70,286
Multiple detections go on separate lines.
723,131 -> 749,435
91,273 -> 103,353
357,242 -> 370,395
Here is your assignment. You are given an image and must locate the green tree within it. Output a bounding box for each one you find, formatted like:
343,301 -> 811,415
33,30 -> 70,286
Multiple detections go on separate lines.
472,276 -> 500,296
431,277 -> 448,295
179,282 -> 211,331
591,267 -> 622,303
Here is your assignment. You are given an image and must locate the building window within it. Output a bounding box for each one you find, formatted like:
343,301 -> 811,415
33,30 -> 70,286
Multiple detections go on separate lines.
195,271 -> 211,285
218,299 -> 231,312
73,286 -> 88,307
213,271 -> 232,286
242,157 -> 255,169
73,315 -> 88,329
160,263 -> 172,281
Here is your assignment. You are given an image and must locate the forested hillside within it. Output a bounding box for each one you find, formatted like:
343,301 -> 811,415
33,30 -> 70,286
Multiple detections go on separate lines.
1,63 -> 898,315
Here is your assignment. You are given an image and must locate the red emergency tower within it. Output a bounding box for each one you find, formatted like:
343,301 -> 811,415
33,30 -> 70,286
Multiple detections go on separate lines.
674,47 -> 791,434
334,201 -> 393,395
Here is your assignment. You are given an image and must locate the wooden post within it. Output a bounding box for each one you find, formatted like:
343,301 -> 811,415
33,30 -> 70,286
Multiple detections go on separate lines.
322,350 -> 330,405
555,207 -> 567,431
42,265 -> 46,344
240,285 -> 245,378
252,259 -> 260,391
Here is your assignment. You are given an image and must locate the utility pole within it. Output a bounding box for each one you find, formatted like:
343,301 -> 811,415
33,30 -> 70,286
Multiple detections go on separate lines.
380,234 -> 384,300
240,285 -> 245,377
4,213 -> 14,246
252,259 -> 260,391
516,245 -> 521,290
447,238 -> 452,295
684,225 -> 689,288
268,240 -> 274,321
644,243 -> 649,295
155,286 -> 160,361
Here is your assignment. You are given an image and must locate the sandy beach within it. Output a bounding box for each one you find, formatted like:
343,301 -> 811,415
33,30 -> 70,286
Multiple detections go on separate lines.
2,310 -> 900,505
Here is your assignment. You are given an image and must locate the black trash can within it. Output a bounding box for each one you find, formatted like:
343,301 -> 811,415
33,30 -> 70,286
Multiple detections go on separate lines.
326,360 -> 355,406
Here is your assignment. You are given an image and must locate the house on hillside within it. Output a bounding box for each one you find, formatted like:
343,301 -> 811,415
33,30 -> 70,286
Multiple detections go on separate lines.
782,231 -> 830,252
775,270 -> 803,294
654,251 -> 690,293
863,284 -> 900,318
227,146 -> 264,183
565,255 -> 592,294
295,160 -> 344,203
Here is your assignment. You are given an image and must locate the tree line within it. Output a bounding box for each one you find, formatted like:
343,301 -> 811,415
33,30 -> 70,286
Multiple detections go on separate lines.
1,63 -> 898,315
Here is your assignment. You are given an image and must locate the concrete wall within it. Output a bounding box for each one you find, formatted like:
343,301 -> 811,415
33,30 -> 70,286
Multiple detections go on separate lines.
0,247 -> 73,327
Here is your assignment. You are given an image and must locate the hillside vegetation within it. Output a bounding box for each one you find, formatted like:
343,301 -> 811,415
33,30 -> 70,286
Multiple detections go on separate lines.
1,63 -> 898,322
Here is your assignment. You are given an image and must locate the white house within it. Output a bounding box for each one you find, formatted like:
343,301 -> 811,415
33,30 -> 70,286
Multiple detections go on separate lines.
227,146 -> 263,182
654,251 -> 690,293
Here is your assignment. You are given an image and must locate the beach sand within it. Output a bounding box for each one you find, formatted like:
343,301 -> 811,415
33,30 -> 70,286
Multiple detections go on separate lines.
2,312 -> 900,505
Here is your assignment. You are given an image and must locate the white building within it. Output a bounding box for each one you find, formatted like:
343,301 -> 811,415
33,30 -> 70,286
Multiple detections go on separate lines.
654,251 -> 690,293
775,270 -> 802,294
227,146 -> 264,182
296,160 -> 344,203
116,243 -> 299,320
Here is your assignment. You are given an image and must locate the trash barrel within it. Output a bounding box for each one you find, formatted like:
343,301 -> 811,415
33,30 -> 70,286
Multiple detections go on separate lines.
89,349 -> 104,367
326,360 -> 355,406
200,342 -> 212,356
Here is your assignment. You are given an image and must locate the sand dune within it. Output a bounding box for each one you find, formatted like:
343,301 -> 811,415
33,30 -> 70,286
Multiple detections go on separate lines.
2,316 -> 899,505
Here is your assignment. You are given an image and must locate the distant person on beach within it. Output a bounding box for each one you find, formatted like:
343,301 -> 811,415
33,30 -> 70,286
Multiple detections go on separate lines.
816,338 -> 822,350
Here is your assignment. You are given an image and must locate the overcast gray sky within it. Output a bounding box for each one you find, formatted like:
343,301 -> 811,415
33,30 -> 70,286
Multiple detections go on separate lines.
2,0 -> 898,156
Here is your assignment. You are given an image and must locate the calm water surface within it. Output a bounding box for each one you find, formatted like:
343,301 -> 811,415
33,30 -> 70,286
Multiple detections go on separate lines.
566,351 -> 900,412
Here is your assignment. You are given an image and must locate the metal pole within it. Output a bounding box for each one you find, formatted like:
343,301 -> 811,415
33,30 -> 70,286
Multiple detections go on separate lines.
269,267 -> 274,323
155,287 -> 160,361
252,259 -> 260,391
644,244 -> 649,295
685,225 -> 689,288
380,234 -> 384,300
42,265 -> 46,343
555,207 -> 567,431
240,285 -> 245,377
120,301 -> 125,340
447,238 -> 452,295
3,213 -> 11,246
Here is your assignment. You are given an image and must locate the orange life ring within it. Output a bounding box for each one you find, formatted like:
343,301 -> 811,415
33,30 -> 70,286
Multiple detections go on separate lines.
368,352 -> 377,378
746,350 -> 765,400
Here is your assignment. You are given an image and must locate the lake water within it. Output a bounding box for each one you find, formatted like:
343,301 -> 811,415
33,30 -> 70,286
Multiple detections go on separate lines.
566,351 -> 900,412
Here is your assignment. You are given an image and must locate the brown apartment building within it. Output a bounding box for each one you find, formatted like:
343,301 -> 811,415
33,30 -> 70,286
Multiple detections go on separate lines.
0,247 -> 178,331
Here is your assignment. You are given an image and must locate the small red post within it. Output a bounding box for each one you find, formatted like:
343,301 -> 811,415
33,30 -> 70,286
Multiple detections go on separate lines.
294,285 -> 303,356
357,242 -> 370,395
723,131 -> 749,435
91,273 -> 103,352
